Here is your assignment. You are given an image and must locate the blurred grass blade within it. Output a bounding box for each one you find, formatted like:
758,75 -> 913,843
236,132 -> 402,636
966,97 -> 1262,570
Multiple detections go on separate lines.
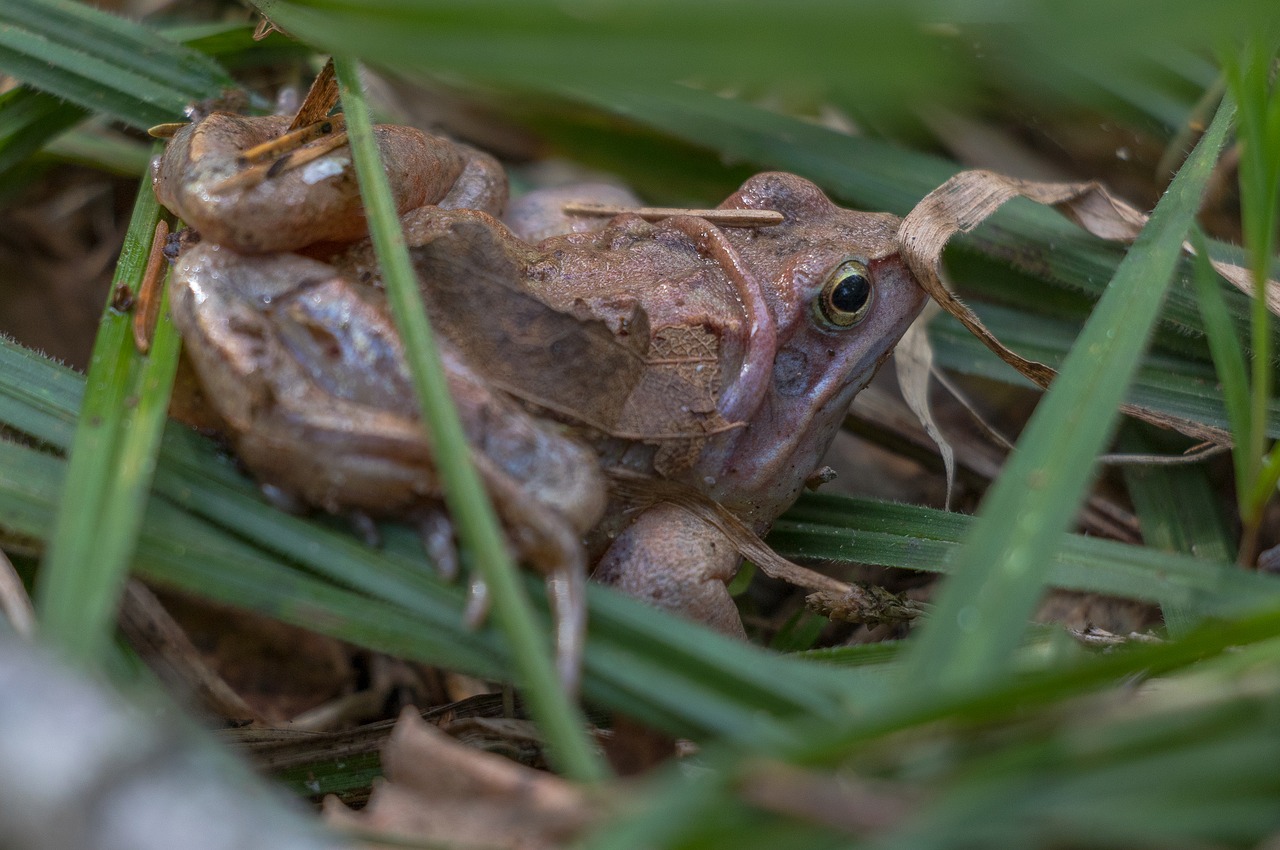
0,0 -> 235,128
0,21 -> 291,182
926,302 -> 1280,438
35,169 -> 182,666
792,605 -> 1280,767
40,126 -> 153,176
1190,228 -> 1255,507
1224,40 -> 1280,543
332,56 -> 605,781
0,421 -> 858,741
256,0 -> 948,102
900,96 -> 1234,694
771,494 -> 1280,619
0,87 -> 86,176
1117,422 -> 1236,634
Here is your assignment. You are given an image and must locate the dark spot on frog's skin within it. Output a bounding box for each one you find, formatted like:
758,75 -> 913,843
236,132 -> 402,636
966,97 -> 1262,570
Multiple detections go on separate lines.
550,336 -> 574,359
773,348 -> 809,397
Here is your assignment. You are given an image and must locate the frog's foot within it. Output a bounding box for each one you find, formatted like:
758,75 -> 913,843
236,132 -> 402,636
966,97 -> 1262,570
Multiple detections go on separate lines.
349,511 -> 381,548
463,575 -> 491,627
461,453 -> 593,693
260,482 -> 308,515
593,503 -> 746,638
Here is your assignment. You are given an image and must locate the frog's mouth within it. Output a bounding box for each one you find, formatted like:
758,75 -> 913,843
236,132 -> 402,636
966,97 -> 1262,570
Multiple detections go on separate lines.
660,215 -> 775,426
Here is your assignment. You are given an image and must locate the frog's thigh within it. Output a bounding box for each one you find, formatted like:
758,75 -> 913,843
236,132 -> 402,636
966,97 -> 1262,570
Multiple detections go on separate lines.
594,504 -> 746,638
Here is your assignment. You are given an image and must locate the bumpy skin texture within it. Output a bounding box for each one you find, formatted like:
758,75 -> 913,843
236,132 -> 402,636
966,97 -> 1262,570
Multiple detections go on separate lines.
158,112 -> 926,634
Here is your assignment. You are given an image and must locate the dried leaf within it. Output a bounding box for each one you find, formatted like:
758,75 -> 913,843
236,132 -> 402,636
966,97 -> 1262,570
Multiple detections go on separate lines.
622,323 -> 735,475
897,169 -> 1278,445
287,58 -> 339,132
324,710 -> 597,850
392,211 -> 654,434
893,304 -> 955,508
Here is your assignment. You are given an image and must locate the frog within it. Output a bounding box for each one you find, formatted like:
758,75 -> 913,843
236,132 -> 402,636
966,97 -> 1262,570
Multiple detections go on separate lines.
155,111 -> 927,652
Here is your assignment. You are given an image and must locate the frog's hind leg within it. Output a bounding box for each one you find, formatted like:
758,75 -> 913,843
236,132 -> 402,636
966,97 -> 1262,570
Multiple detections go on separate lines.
592,504 -> 746,638
459,452 -> 593,693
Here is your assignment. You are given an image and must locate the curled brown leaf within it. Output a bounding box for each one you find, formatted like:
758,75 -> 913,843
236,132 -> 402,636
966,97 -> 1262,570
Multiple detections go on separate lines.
324,710 -> 598,850
896,169 -> 1278,446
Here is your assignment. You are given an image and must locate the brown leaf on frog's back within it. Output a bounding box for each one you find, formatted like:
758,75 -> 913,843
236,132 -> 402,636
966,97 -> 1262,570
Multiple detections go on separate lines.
396,210 -> 653,434
619,323 -> 735,476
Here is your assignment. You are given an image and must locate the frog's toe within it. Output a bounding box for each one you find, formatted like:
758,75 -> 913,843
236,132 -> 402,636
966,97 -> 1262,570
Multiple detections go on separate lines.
414,510 -> 458,581
260,482 -> 307,514
546,561 -> 587,695
349,511 -> 381,547
462,576 -> 491,629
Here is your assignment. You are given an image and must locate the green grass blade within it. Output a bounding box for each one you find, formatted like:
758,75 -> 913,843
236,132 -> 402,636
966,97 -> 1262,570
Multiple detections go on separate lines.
899,96 -> 1235,694
35,167 -> 181,666
40,126 -> 152,176
0,0 -> 232,95
0,0 -> 235,128
1116,423 -> 1236,633
1,422 -> 859,741
0,87 -> 86,176
1225,41 -> 1280,531
1227,43 -> 1280,479
771,494 -> 1280,619
1190,228 -> 1256,504
927,301 -> 1280,438
332,56 -> 605,781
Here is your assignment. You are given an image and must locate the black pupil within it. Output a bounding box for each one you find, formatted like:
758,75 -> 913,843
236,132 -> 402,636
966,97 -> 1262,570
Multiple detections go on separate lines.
831,272 -> 870,314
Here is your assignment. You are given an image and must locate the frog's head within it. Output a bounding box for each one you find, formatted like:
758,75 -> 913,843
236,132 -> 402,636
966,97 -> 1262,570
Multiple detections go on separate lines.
696,173 -> 927,525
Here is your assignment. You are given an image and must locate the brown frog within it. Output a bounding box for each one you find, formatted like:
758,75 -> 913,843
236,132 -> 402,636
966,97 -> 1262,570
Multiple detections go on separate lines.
155,113 -> 926,650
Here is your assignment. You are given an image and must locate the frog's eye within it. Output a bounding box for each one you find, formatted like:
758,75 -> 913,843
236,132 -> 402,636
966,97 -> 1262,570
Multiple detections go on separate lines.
814,259 -> 873,329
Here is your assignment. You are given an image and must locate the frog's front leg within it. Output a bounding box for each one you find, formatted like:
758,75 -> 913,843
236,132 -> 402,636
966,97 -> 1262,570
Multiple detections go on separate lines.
592,504 -> 746,638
